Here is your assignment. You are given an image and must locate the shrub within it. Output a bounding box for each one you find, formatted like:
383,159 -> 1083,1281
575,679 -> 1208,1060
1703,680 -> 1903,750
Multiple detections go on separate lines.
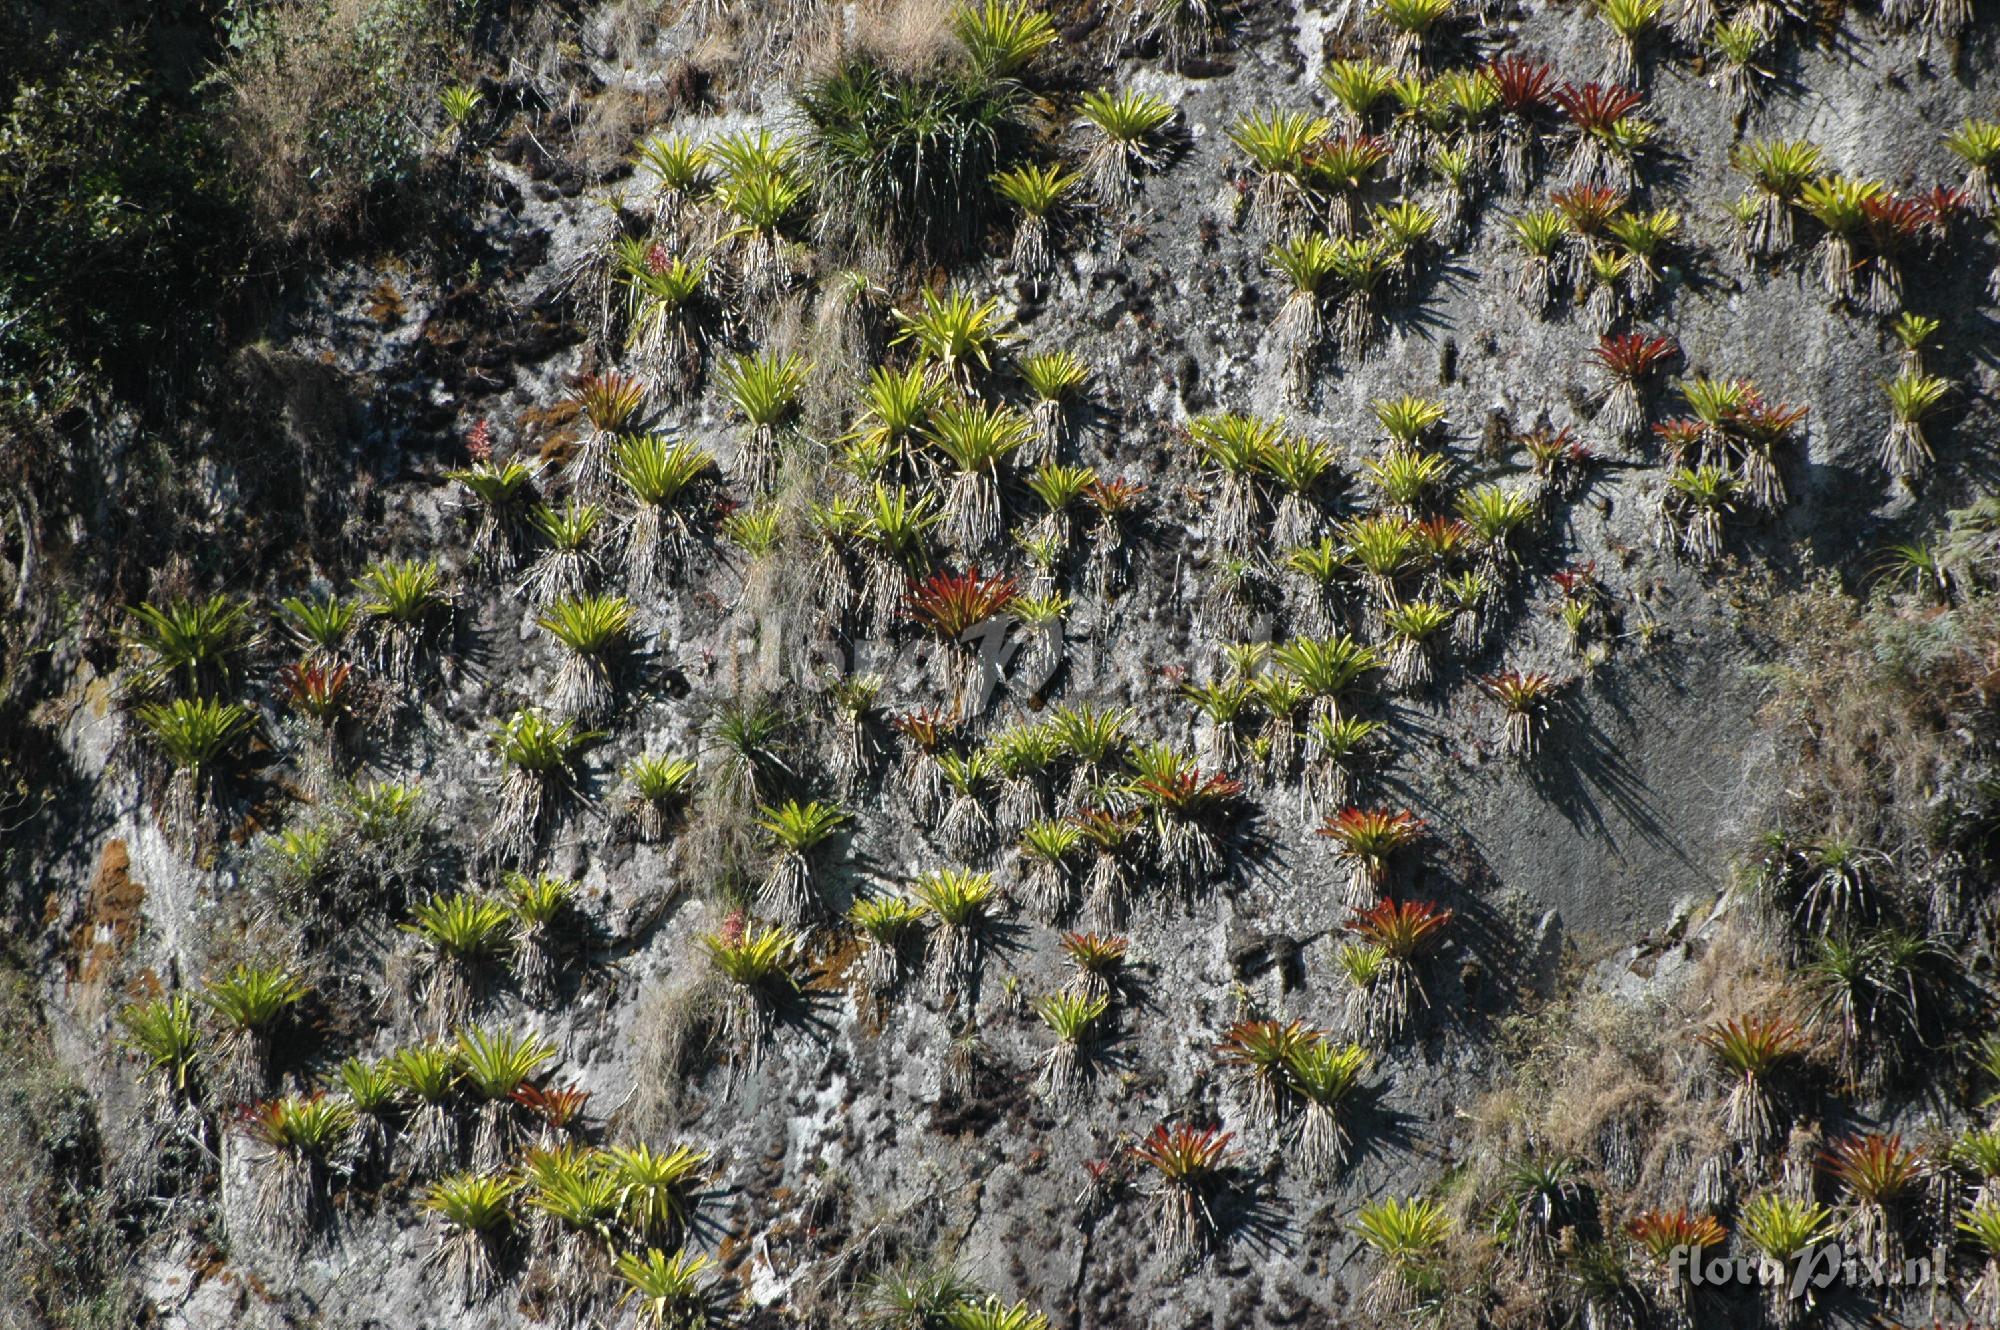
216,0 -> 473,247
795,52 -> 1030,263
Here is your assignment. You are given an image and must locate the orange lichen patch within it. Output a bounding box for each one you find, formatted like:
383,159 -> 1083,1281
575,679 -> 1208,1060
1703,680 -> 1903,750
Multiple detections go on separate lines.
366,280 -> 406,326
806,931 -> 862,993
519,400 -> 584,467
69,839 -> 143,985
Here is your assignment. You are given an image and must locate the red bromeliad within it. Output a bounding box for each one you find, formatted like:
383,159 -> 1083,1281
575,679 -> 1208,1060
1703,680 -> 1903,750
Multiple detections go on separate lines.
1317,807 -> 1423,904
1553,82 -> 1644,135
1131,1122 -> 1235,1258
903,567 -> 1018,642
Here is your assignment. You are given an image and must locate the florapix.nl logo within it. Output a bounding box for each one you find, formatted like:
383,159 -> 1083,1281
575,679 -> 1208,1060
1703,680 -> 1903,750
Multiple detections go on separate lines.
1670,1241 -> 1944,1301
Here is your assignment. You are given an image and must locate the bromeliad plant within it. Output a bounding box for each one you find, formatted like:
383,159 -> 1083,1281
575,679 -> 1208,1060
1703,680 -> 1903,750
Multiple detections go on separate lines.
455,1025 -> 556,1169
1060,931 -> 1128,1004
122,594 -> 253,697
1698,1013 -> 1805,1149
1737,1195 -> 1835,1325
1946,117 -> 2000,217
1354,1196 -> 1453,1312
605,1141 -> 711,1250
1345,899 -> 1451,1041
1880,369 -> 1951,486
1593,0 -> 1663,87
926,398 -> 1032,552
1512,207 -> 1568,314
615,1247 -> 718,1330
1075,88 -> 1177,205
279,593 -> 358,664
1187,413 -> 1279,555
1033,991 -> 1109,1107
389,1043 -> 462,1176
537,593 -> 637,722
244,1094 -> 354,1253
1591,332 -> 1678,445
405,893 -> 515,1033
491,710 -> 600,864
912,867 -> 1000,1005
1230,109 -> 1332,231
1218,1019 -> 1318,1129
1659,464 -> 1735,566
1274,633 -> 1380,726
1480,670 -> 1562,760
613,433 -> 716,596
1799,174 -> 1883,306
504,872 -> 575,1006
1819,1133 -> 1921,1269
1018,818 -> 1085,921
567,373 -> 649,501
1731,139 -> 1822,261
422,1172 -> 518,1304
1553,82 -> 1651,191
135,697 -> 254,848
356,558 -> 453,680
1131,1123 -> 1234,1262
1381,600 -> 1454,690
1285,1040 -> 1369,1176
892,287 -> 1011,391
521,501 -> 603,609
905,567 -> 1018,712
850,895 -> 928,995
619,753 -> 697,842
1317,807 -> 1422,904
1265,233 -> 1338,393
703,923 -> 803,1058
119,994 -> 203,1113
993,162 -> 1083,292
1303,715 -> 1385,815
1626,1209 -> 1727,1315
719,350 -> 809,492
1261,434 -> 1340,549
755,799 -> 850,925
1017,349 -> 1090,466
201,964 -> 307,1103
620,245 -> 712,393
446,458 -> 539,575
1128,746 -> 1242,893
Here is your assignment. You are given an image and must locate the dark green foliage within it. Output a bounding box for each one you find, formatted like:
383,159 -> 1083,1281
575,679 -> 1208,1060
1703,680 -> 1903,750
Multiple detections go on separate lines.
0,29 -> 248,410
794,54 -> 1031,262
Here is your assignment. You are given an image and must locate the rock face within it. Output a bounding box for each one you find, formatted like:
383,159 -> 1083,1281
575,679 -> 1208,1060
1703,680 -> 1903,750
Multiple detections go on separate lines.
10,1 -> 2000,1328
